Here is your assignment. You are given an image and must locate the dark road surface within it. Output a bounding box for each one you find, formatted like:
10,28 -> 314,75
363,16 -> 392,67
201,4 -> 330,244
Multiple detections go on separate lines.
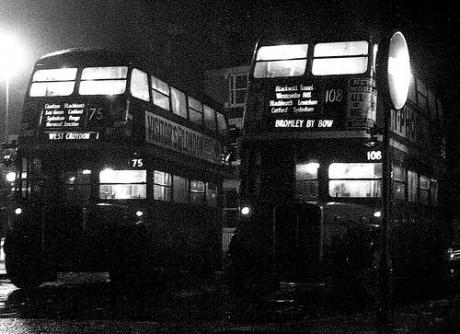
1,272 -> 460,333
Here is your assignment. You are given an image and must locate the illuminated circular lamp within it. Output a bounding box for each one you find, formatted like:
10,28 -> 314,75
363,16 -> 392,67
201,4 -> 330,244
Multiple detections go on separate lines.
387,32 -> 411,110
241,206 -> 251,216
5,171 -> 16,182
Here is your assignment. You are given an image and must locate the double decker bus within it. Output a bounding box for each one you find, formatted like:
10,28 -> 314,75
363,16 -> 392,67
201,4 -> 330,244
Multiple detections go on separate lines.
227,34 -> 448,300
4,48 -> 229,288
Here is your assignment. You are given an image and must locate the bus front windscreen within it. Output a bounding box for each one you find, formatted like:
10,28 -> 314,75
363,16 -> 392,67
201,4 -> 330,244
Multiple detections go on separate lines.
29,66 -> 128,97
253,44 -> 308,78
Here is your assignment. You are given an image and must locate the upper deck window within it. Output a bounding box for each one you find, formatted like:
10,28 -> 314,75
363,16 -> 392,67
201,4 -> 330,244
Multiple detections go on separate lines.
152,76 -> 170,111
216,112 -> 227,134
188,96 -> 203,125
203,105 -> 216,131
171,87 -> 187,119
79,66 -> 127,95
29,68 -> 77,97
130,68 -> 149,101
312,41 -> 369,76
253,44 -> 308,78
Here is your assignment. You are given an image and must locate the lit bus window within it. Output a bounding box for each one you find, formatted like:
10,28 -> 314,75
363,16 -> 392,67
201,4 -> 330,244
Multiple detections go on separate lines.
79,66 -> 127,95
254,60 -> 307,78
29,68 -> 77,97
173,175 -> 188,203
328,163 -> 381,198
313,41 -> 368,57
312,58 -> 368,76
207,183 -> 218,207
419,175 -> 430,205
33,68 -> 77,81
254,44 -> 308,78
407,170 -> 418,202
296,161 -> 319,198
153,170 -> 171,201
216,112 -> 227,134
312,41 -> 369,76
188,96 -> 203,125
151,76 -> 170,111
81,66 -> 127,80
99,169 -> 146,199
190,180 -> 205,205
203,105 -> 216,131
130,68 -> 149,101
171,87 -> 187,118
30,82 -> 76,97
256,44 -> 308,61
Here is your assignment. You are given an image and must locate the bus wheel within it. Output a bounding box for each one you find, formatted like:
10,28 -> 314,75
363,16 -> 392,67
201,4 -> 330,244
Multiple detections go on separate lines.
4,236 -> 44,289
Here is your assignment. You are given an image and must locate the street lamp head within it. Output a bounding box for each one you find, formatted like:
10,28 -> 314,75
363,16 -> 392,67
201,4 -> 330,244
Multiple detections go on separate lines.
0,31 -> 25,79
387,32 -> 411,110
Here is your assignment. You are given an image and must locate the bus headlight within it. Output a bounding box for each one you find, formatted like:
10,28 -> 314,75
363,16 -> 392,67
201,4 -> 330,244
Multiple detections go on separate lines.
6,172 -> 16,182
135,210 -> 144,217
14,208 -> 22,215
373,211 -> 381,218
241,206 -> 251,216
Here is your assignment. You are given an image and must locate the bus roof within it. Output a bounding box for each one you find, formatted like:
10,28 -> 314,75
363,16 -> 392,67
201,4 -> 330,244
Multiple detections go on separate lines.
36,48 -> 130,67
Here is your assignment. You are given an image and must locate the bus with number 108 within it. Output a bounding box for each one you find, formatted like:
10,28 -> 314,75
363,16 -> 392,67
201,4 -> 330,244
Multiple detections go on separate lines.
227,33 -> 448,299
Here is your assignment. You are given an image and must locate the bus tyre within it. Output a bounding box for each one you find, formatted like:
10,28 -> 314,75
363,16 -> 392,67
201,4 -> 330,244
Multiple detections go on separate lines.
4,235 -> 44,289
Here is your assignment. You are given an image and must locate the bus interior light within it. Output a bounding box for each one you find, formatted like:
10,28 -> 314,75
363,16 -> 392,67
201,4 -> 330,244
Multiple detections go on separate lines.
82,169 -> 91,175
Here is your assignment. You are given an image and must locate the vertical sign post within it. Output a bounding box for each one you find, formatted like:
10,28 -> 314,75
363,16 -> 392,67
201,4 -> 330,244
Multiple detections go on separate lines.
377,31 -> 411,326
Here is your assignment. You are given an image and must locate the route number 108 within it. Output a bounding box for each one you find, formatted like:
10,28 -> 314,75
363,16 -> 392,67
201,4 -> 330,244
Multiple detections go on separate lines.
367,150 -> 382,161
324,89 -> 343,103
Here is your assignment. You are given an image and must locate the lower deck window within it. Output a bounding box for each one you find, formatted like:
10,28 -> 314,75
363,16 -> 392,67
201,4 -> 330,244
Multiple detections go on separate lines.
173,175 -> 189,203
190,180 -> 205,205
99,169 -> 146,199
62,170 -> 91,203
296,161 -> 319,198
153,170 -> 171,201
408,170 -> 418,202
207,183 -> 218,207
328,163 -> 381,198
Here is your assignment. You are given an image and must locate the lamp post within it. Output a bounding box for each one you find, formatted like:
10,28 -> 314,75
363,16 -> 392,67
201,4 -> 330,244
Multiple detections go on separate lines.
376,31 -> 411,326
0,32 -> 24,143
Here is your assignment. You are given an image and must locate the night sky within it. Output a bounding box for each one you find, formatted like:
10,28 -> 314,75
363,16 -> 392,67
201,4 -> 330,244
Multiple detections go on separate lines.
1,0 -> 459,139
